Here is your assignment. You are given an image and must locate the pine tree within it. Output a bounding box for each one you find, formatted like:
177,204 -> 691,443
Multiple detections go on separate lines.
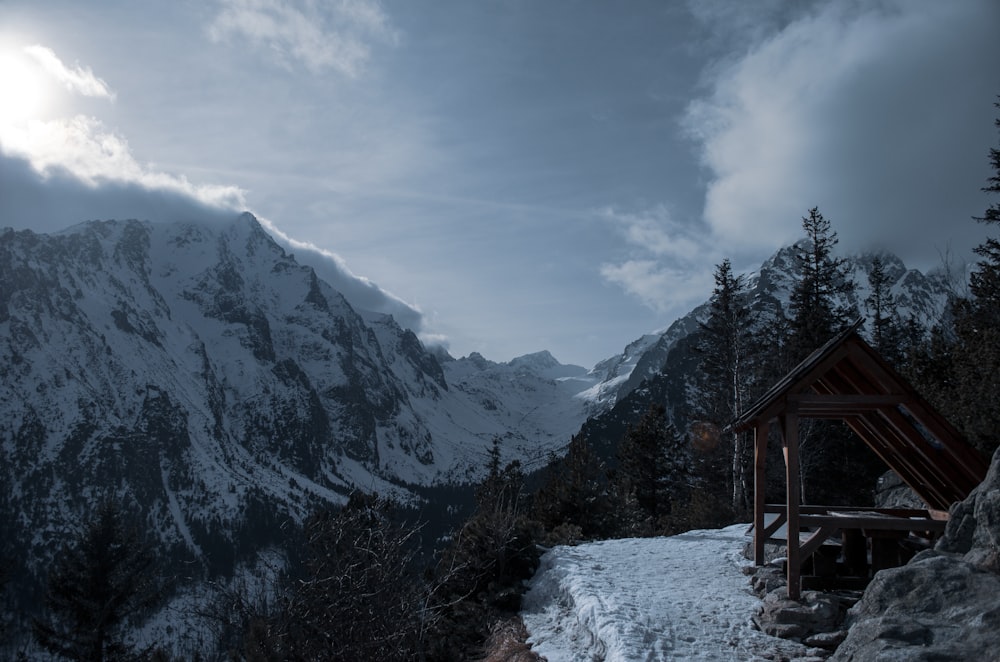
970,97 -> 1000,313
788,207 -> 856,363
425,439 -> 539,660
32,500 -> 163,662
924,97 -> 1000,457
531,434 -> 609,541
865,254 -> 902,364
611,404 -> 689,535
695,258 -> 757,516
787,209 -> 880,504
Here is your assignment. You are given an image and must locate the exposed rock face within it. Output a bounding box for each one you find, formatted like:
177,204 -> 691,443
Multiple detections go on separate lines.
936,447 -> 1000,572
873,471 -> 927,510
0,215 -> 593,591
754,588 -> 845,644
831,448 -> 1000,661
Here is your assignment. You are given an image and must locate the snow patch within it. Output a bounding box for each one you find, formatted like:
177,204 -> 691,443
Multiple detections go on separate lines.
521,524 -> 813,661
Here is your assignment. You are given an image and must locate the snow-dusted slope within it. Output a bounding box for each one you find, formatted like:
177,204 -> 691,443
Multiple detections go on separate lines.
578,243 -> 953,415
0,214 -> 592,579
521,524 -> 815,661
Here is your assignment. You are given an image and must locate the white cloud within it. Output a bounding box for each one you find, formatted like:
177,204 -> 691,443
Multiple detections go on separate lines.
600,259 -> 712,315
598,205 -> 718,313
208,0 -> 397,76
1,115 -> 245,210
684,0 -> 1000,268
599,205 -> 707,262
23,45 -> 115,100
0,112 -> 425,333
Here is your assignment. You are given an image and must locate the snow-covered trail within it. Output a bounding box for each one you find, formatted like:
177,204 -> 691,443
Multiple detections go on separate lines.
521,524 -> 811,661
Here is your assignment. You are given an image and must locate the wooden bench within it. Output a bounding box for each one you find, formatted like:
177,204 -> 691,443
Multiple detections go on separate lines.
755,504 -> 948,594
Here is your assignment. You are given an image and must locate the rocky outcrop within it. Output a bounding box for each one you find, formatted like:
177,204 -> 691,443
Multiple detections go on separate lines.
873,470 -> 927,510
749,562 -> 857,657
831,447 -> 1000,661
935,447 -> 1000,572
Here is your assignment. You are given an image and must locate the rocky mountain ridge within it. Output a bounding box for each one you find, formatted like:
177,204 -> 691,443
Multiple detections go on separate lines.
574,241 -> 954,456
0,214 -> 594,586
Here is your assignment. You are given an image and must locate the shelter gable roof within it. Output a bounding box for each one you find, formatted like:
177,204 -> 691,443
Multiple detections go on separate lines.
734,319 -> 988,509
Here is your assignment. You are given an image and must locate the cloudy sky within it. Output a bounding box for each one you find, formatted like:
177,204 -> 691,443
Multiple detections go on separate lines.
1,0 -> 998,367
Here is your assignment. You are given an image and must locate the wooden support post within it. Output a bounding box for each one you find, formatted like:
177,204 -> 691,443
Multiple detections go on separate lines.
754,420 -> 769,566
783,414 -> 801,600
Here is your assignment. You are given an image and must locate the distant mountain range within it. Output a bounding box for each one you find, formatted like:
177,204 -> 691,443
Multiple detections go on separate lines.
0,213 -> 954,614
576,241 -> 954,456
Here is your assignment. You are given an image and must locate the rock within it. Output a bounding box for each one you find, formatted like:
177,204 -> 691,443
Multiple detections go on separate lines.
744,539 -> 787,565
873,470 -> 927,509
831,447 -> 1000,661
804,630 -> 847,650
956,448 -> 1000,573
755,588 -> 842,641
751,565 -> 788,597
760,621 -> 808,640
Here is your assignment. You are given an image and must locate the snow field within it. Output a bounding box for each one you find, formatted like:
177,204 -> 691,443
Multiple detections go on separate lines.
521,524 -> 812,661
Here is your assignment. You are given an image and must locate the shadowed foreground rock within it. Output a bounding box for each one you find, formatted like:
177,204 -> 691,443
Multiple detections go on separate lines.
832,448 -> 1000,661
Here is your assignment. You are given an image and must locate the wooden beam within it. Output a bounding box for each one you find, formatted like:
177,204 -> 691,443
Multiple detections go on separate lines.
799,514 -> 946,534
754,420 -> 769,566
842,413 -> 946,508
782,414 -> 801,600
895,403 -> 988,488
879,407 -> 970,508
787,393 -> 906,414
737,343 -> 854,430
798,525 -> 840,567
761,512 -> 787,541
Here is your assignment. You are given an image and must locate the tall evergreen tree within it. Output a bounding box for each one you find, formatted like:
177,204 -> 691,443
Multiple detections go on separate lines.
864,254 -> 902,364
970,98 -> 1000,313
531,434 -> 609,540
923,97 -> 1000,457
787,209 -> 879,504
425,439 -> 539,659
695,258 -> 757,515
788,207 -> 856,362
33,500 -> 163,662
611,404 -> 688,534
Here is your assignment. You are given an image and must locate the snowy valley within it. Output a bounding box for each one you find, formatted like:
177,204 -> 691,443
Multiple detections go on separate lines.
0,212 -> 961,658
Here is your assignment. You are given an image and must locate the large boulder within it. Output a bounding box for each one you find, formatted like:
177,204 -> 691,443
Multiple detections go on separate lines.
873,470 -> 927,510
830,551 -> 1000,661
832,447 -> 1000,661
935,447 -> 1000,573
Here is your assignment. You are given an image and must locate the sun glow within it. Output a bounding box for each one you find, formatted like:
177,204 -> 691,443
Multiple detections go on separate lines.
0,50 -> 48,127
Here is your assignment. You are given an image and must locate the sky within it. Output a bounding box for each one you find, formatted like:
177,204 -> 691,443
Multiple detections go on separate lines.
1,0 -> 998,368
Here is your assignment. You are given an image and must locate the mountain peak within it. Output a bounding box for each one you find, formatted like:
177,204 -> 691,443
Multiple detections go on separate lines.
508,350 -> 560,369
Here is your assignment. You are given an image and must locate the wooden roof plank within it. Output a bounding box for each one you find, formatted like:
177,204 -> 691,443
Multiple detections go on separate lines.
847,414 -> 951,509
853,413 -> 953,509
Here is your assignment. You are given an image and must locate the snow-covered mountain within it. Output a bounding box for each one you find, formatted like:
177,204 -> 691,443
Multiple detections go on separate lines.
0,213 -> 957,632
0,213 -> 594,582
574,242 -> 955,452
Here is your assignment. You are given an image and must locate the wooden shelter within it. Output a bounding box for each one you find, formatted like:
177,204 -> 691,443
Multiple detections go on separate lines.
733,320 -> 988,599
